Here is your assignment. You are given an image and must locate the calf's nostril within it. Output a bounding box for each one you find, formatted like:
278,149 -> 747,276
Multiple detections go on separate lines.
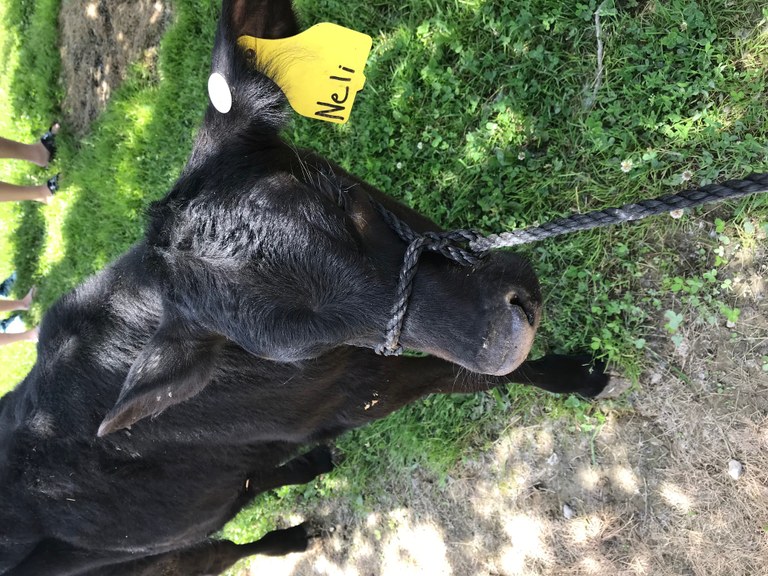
506,290 -> 537,327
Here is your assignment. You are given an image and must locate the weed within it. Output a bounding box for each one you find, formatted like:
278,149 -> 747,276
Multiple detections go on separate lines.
0,0 -> 765,555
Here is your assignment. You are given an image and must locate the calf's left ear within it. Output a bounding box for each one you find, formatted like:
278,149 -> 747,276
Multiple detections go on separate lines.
97,317 -> 224,437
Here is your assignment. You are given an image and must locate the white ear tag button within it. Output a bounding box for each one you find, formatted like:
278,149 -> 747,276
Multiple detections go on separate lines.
208,72 -> 232,113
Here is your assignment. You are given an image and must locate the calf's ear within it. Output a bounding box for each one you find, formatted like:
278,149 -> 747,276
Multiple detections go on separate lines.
97,317 -> 224,437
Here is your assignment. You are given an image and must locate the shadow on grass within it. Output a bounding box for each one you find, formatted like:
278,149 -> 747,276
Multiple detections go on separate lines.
12,202 -> 47,295
0,0 -> 766,572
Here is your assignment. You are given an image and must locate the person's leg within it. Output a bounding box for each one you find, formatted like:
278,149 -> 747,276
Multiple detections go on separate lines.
0,176 -> 57,204
0,287 -> 35,312
0,122 -> 60,167
0,327 -> 38,345
0,136 -> 48,166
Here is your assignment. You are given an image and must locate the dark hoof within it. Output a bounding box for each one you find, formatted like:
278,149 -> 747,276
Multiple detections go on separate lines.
537,353 -> 612,398
330,446 -> 346,468
300,519 -> 325,540
573,357 -> 611,398
254,523 -> 313,555
304,444 -> 336,476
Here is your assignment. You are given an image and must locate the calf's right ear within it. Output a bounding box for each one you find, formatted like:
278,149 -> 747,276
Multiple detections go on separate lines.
97,317 -> 224,437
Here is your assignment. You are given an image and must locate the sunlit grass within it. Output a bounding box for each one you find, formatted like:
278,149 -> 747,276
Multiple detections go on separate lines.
0,0 -> 766,556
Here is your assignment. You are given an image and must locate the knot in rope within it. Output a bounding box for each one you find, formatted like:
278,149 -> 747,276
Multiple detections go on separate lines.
373,202 -> 487,356
373,172 -> 768,356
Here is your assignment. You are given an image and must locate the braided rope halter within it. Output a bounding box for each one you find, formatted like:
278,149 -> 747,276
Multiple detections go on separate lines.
374,172 -> 768,356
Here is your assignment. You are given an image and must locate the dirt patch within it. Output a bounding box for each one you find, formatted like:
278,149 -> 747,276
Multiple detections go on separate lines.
58,0 -> 173,136
244,221 -> 768,576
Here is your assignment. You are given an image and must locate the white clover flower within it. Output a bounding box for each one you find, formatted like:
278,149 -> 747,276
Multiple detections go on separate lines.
681,170 -> 692,182
417,142 -> 423,150
620,159 -> 633,173
396,162 -> 403,170
518,151 -> 526,160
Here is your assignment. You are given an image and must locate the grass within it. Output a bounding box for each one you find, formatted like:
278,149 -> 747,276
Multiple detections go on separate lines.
0,0 -> 766,558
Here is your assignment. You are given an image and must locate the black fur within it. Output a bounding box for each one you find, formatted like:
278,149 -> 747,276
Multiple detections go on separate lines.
0,2 -> 609,574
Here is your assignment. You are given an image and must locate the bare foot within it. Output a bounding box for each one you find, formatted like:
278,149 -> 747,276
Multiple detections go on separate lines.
33,186 -> 53,204
25,326 -> 40,342
19,286 -> 36,310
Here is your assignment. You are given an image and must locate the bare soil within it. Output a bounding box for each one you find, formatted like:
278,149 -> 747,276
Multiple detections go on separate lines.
59,0 -> 173,136
57,6 -> 768,576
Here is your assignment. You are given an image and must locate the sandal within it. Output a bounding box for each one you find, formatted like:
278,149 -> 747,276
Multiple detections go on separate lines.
47,173 -> 60,195
40,121 -> 60,164
0,313 -> 21,333
0,272 -> 17,297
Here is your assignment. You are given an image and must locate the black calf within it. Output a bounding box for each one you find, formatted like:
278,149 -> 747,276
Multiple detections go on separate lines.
0,1 -> 608,574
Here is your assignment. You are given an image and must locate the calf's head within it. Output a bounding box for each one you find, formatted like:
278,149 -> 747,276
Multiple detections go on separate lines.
98,0 -> 541,436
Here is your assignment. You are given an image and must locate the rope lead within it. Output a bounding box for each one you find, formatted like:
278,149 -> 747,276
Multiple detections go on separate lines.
375,172 -> 768,356
470,173 -> 768,252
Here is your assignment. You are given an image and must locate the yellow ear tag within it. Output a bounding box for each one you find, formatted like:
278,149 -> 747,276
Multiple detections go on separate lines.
238,23 -> 373,125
